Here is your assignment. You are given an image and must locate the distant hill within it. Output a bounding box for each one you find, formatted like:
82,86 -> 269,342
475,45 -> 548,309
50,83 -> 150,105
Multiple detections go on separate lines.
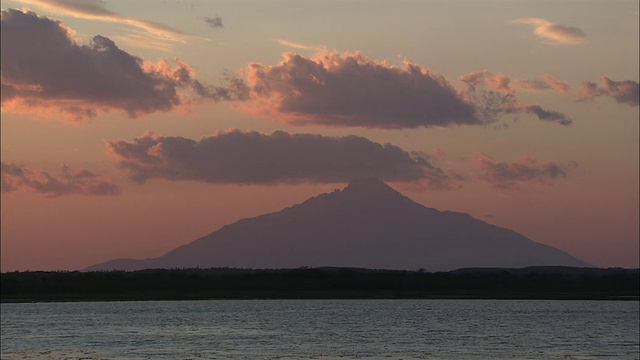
86,178 -> 592,271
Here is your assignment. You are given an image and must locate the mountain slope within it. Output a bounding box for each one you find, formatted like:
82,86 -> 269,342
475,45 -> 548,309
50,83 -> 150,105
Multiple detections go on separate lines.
86,178 -> 591,271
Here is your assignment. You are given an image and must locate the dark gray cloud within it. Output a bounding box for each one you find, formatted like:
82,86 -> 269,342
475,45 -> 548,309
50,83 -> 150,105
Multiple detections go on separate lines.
240,51 -> 484,129
479,156 -> 574,190
1,9 -> 235,122
107,130 -> 461,190
524,105 -> 572,126
578,77 -> 639,107
1,162 -> 121,197
204,16 -> 223,28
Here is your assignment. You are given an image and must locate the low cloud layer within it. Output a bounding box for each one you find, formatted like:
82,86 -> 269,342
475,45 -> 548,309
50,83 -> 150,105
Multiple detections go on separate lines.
513,18 -> 587,45
239,51 -> 484,129
1,162 -> 121,197
479,156 -> 574,190
578,77 -> 639,107
1,9 -> 233,122
107,130 -> 461,190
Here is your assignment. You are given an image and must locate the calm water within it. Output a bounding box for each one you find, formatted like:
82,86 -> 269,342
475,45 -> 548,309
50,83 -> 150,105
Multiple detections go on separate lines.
1,300 -> 638,360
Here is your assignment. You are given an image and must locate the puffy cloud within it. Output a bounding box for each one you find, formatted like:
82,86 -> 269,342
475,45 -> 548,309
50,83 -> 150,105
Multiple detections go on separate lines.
1,162 -> 121,197
238,50 -> 484,129
479,156 -> 575,190
233,52 -> 573,129
16,0 -> 187,44
1,9 -> 234,122
513,18 -> 587,45
204,16 -> 223,29
107,130 -> 462,190
578,77 -> 639,107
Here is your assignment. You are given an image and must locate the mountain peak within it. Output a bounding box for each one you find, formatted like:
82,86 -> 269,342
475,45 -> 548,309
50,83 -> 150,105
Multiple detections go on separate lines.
342,178 -> 403,199
86,177 -> 592,271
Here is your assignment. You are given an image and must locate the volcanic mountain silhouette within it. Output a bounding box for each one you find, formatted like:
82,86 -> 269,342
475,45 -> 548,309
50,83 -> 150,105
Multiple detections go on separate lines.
86,178 -> 591,271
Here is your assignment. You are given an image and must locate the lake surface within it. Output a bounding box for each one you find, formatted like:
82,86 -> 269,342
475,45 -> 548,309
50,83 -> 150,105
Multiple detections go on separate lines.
1,300 -> 638,360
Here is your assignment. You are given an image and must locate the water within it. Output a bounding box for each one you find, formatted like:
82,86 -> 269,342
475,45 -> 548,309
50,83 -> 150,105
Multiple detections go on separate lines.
1,300 -> 638,360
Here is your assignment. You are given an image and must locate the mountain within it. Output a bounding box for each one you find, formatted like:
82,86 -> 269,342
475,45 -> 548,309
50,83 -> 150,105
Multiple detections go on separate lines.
86,178 -> 591,271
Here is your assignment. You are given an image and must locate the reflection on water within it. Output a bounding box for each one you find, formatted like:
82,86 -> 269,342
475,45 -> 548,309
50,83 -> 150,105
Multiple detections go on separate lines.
2,300 -> 639,360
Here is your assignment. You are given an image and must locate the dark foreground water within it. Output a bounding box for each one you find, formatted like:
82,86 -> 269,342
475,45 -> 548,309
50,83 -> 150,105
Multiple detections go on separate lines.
1,300 -> 638,360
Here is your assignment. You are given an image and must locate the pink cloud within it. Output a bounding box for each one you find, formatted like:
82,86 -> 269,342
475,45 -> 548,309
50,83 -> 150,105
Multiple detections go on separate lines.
272,38 -> 320,50
18,0 -> 188,47
233,55 -> 574,129
238,50 -> 483,129
0,9 -> 234,122
513,18 -> 588,45
542,75 -> 570,95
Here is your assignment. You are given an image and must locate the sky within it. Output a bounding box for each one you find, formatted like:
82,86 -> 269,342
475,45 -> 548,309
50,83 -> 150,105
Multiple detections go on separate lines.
1,0 -> 638,272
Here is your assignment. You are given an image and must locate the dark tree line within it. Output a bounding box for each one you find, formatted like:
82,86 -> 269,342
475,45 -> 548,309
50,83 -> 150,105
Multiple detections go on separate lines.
1,267 -> 638,302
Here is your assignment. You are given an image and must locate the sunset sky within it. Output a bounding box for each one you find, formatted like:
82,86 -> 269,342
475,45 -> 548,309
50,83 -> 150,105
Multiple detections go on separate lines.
1,0 -> 638,272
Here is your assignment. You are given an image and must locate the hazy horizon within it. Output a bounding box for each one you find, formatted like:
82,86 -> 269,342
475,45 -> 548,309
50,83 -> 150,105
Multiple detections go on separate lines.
1,0 -> 638,271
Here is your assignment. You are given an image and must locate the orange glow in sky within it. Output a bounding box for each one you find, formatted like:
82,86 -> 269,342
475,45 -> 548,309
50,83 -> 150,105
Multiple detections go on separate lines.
1,0 -> 638,271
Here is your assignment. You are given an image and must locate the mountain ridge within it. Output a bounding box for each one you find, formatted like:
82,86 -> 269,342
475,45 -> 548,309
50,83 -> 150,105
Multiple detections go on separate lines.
86,178 -> 591,271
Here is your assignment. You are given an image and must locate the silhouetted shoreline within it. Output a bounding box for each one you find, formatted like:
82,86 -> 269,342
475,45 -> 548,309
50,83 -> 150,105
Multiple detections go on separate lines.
2,267 -> 638,303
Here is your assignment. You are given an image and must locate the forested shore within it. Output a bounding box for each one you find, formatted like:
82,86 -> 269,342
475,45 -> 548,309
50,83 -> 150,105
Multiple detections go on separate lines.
2,267 -> 637,302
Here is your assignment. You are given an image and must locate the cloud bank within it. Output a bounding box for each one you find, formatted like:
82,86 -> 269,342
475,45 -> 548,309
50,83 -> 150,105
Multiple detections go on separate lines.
239,51 -> 484,129
513,18 -> 587,45
479,156 -> 574,190
107,130 -> 461,190
578,77 -> 639,107
1,162 -> 121,197
1,9 -> 233,122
